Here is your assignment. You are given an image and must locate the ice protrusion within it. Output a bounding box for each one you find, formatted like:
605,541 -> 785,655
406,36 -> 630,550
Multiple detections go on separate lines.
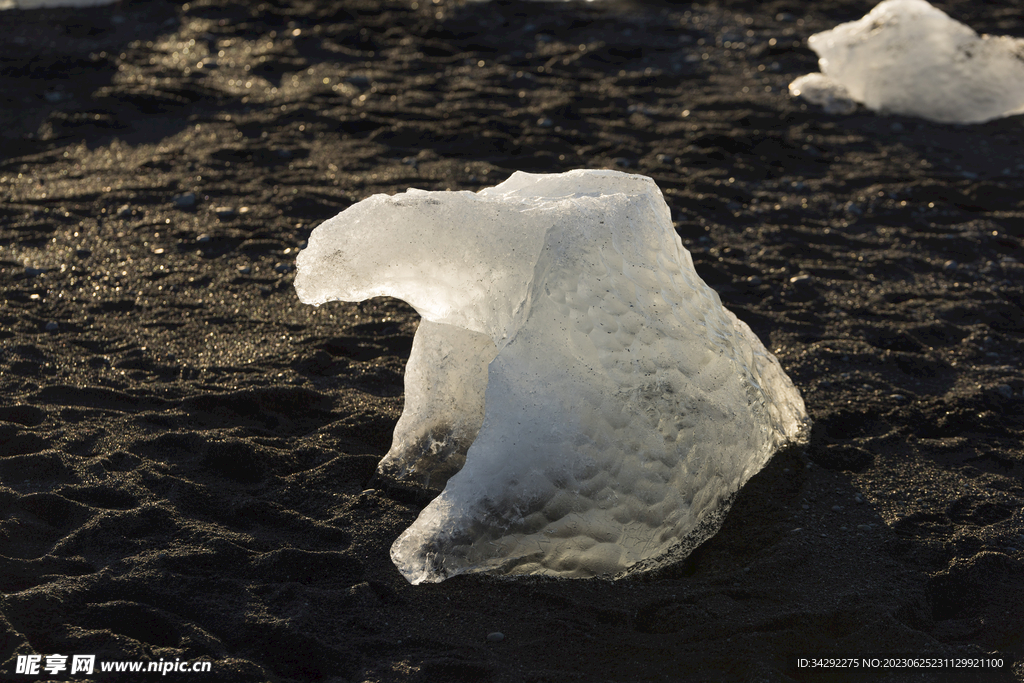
790,0 -> 1024,124
295,169 -> 808,583
788,73 -> 857,116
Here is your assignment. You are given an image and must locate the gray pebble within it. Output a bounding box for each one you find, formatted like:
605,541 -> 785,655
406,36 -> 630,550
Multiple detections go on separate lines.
45,321 -> 59,331
25,266 -> 47,277
613,157 -> 633,168
831,505 -> 842,512
274,263 -> 293,274
486,632 -> 504,643
537,117 -> 554,128
347,75 -> 371,89
994,384 -> 1013,399
214,207 -> 237,219
890,393 -> 907,404
173,192 -> 197,209
943,260 -> 958,271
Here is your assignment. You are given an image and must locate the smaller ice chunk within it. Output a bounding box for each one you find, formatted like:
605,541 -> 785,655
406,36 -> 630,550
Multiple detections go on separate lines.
790,0 -> 1024,124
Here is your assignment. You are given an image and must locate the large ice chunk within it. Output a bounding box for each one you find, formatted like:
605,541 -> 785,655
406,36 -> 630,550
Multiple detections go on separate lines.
295,170 -> 807,583
790,0 -> 1024,124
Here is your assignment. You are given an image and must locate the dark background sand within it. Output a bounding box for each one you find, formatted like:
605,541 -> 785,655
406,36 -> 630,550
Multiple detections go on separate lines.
1,0 -> 1022,681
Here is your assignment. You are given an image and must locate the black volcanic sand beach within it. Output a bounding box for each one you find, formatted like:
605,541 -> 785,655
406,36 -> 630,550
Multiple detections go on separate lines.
2,0 -> 1023,681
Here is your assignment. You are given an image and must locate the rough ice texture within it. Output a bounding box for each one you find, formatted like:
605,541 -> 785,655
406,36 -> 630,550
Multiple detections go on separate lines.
791,0 -> 1024,124
295,170 -> 807,584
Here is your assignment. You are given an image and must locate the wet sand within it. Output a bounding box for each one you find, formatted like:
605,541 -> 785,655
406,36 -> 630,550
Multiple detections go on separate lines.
1,0 -> 1022,681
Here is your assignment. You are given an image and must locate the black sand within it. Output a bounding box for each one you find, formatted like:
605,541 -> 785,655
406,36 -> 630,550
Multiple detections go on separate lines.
1,0 -> 1022,681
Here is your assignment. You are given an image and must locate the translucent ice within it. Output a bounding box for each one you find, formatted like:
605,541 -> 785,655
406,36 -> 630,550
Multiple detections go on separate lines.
295,170 -> 807,583
790,0 -> 1024,124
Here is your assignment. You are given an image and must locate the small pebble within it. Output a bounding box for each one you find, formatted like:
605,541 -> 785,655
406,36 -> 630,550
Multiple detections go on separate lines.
613,157 -> 633,168
831,505 -> 842,512
45,321 -> 59,331
994,384 -> 1013,399
173,192 -> 197,209
943,260 -> 958,271
854,494 -> 865,504
236,264 -> 252,274
746,275 -> 762,286
25,266 -> 47,277
214,207 -> 237,219
537,117 -> 554,128
801,504 -> 810,510
274,263 -> 293,274
486,632 -> 504,643
789,274 -> 811,285
117,204 -> 134,218
890,393 -> 907,404
196,234 -> 211,244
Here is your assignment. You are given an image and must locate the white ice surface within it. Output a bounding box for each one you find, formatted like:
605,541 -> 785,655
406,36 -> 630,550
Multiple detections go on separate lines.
791,0 -> 1024,124
295,169 -> 808,583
